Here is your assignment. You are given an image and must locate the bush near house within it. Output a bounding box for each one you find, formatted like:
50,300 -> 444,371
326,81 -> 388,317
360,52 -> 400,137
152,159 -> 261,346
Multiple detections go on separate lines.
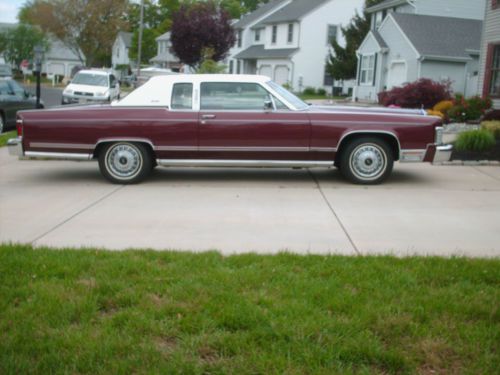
482,121 -> 500,139
303,87 -> 316,96
316,88 -> 327,96
378,79 -> 452,109
447,95 -> 492,123
454,129 -> 496,152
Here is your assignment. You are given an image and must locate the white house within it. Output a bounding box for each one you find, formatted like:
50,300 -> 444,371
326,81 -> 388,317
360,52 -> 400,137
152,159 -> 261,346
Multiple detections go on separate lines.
355,0 -> 486,102
478,0 -> 500,109
227,0 -> 364,93
111,31 -> 132,68
43,37 -> 83,78
150,32 -> 181,71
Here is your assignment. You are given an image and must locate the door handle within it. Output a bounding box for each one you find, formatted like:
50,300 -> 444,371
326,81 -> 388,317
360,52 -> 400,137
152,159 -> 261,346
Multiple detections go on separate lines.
201,114 -> 216,120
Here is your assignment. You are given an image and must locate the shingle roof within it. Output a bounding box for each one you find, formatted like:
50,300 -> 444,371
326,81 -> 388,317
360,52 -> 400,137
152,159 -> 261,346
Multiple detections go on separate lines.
156,32 -> 171,42
365,0 -> 408,14
371,30 -> 387,49
118,32 -> 133,48
253,0 -> 330,27
391,13 -> 482,60
233,0 -> 288,29
234,45 -> 298,59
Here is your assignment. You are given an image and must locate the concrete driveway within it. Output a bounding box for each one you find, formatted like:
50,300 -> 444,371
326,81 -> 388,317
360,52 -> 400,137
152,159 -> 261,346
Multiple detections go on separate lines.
1,147 -> 499,257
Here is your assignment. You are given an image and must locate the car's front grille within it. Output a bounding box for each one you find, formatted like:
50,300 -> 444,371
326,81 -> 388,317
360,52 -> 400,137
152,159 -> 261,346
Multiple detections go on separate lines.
74,91 -> 94,97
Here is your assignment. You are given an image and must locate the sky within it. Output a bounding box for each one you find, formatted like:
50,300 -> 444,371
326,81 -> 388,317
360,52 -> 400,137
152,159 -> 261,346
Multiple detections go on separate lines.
0,0 -> 24,24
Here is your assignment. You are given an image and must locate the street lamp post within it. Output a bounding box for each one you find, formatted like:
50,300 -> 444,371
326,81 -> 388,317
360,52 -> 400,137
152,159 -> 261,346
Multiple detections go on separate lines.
33,45 -> 44,109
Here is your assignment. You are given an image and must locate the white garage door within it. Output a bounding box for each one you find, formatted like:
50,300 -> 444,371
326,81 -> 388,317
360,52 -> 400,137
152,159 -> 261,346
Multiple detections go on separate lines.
48,63 -> 65,76
274,66 -> 289,85
259,65 -> 272,79
388,62 -> 407,89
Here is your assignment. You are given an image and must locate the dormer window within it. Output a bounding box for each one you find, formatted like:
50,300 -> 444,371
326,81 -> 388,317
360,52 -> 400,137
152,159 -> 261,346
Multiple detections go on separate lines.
287,24 -> 294,43
272,25 -> 277,44
255,29 -> 261,42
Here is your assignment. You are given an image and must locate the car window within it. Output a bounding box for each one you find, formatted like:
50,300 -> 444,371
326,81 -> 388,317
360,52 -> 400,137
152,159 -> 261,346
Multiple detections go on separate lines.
0,81 -> 11,95
110,75 -> 116,87
8,80 -> 25,97
72,73 -> 108,87
200,82 -> 271,111
171,83 -> 193,110
273,95 -> 289,110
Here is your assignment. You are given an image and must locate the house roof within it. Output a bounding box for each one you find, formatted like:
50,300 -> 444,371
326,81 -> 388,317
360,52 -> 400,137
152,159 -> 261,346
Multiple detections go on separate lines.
371,30 -> 388,49
365,0 -> 408,14
156,32 -> 171,42
46,37 -> 82,62
150,51 -> 179,63
118,32 -> 133,48
233,0 -> 288,29
253,0 -> 330,28
234,45 -> 298,59
391,13 -> 482,60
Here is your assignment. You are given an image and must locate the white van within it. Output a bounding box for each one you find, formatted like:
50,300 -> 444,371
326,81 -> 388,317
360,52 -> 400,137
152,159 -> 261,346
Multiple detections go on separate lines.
62,70 -> 120,105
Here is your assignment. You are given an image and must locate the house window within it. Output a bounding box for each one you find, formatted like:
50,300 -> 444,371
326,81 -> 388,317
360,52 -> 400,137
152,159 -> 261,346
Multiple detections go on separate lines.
485,44 -> 500,97
237,60 -> 241,74
272,25 -> 277,44
324,65 -> 334,86
287,24 -> 294,43
359,54 -> 376,85
229,60 -> 234,74
237,30 -> 242,48
255,29 -> 261,42
117,47 -> 120,58
327,25 -> 338,44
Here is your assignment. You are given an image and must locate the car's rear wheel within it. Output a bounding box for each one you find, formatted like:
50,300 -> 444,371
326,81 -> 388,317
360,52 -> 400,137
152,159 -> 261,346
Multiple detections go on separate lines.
340,137 -> 393,185
98,142 -> 152,184
0,113 -> 4,134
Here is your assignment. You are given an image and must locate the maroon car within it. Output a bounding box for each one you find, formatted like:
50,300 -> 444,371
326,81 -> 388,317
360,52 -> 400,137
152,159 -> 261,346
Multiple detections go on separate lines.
7,74 -> 452,185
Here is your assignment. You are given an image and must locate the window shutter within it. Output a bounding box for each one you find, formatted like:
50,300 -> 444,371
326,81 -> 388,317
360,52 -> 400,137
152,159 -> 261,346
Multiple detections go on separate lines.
372,54 -> 378,86
357,56 -> 362,85
483,44 -> 495,97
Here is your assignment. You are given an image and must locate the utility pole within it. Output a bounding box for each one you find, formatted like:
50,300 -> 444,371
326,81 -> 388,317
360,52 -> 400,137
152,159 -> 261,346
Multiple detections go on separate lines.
136,0 -> 144,79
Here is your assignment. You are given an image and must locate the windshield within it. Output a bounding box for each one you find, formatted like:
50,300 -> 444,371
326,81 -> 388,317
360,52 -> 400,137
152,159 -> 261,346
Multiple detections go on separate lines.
72,73 -> 109,87
0,64 -> 12,76
266,81 -> 308,110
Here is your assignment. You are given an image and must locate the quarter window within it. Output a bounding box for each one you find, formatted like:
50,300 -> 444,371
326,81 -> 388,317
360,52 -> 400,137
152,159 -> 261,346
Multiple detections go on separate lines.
359,55 -> 375,85
200,82 -> 272,110
272,25 -> 277,44
171,83 -> 193,110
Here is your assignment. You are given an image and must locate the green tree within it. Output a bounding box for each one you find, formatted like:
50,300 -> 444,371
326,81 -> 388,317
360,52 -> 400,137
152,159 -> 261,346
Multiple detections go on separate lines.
197,48 -> 227,74
0,24 -> 49,68
326,0 -> 385,82
129,28 -> 160,64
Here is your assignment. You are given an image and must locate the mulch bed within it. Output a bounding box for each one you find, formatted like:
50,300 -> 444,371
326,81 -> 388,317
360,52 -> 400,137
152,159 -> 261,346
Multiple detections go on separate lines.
451,140 -> 500,161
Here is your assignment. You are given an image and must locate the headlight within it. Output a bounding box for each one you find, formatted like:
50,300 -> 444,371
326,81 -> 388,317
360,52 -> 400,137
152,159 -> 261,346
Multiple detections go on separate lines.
96,91 -> 108,97
63,89 -> 73,95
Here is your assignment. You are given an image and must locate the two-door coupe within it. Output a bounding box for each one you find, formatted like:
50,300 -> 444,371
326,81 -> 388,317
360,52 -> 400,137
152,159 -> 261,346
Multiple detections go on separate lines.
7,74 -> 452,184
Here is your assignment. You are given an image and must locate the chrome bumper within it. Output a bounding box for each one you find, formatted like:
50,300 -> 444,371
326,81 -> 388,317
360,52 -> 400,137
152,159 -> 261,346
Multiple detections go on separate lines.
433,144 -> 453,163
7,137 -> 23,157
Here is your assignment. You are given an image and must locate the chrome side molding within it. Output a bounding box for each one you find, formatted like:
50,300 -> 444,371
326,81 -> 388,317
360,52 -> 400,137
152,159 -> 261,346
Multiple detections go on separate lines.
156,159 -> 334,168
24,151 -> 93,161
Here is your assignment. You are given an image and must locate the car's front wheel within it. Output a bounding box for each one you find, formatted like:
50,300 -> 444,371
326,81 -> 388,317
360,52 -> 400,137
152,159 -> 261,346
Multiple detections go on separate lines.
340,137 -> 394,185
0,113 -> 5,134
98,142 -> 152,184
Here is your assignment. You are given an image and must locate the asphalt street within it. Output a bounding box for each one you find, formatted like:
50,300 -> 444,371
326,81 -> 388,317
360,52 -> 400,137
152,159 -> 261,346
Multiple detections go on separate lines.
1,146 -> 499,257
26,85 -> 63,108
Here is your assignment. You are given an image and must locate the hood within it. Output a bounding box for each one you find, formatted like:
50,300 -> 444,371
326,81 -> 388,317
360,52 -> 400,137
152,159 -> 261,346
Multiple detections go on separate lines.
65,83 -> 109,93
308,105 -> 427,117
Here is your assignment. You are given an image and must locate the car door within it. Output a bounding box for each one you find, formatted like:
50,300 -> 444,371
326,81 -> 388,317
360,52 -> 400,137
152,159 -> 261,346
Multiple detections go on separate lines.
109,74 -> 120,100
198,82 -> 311,161
1,81 -> 32,128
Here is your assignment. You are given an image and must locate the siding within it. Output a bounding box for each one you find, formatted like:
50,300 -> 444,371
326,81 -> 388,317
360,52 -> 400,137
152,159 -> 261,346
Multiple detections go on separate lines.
478,0 -> 500,108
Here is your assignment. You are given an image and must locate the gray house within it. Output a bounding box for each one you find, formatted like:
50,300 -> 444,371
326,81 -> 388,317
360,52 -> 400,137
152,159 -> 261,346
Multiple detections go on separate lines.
354,0 -> 485,102
150,32 -> 181,71
478,0 -> 500,108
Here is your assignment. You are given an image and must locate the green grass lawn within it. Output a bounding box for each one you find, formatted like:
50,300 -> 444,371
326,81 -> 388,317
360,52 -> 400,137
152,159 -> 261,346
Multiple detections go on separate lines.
1,244 -> 498,374
0,130 -> 17,147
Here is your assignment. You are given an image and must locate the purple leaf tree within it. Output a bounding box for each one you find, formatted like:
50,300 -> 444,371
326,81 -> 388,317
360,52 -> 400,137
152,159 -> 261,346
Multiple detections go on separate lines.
171,1 -> 236,68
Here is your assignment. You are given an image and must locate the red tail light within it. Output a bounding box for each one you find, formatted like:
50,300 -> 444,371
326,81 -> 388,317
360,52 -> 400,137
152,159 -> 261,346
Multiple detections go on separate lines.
16,118 -> 23,137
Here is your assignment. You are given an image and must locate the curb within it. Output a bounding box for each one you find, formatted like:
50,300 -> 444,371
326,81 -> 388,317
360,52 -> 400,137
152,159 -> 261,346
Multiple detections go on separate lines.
433,160 -> 500,166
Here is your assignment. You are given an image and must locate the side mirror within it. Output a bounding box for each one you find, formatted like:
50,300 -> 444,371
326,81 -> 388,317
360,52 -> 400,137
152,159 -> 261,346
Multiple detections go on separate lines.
264,100 -> 273,111
24,91 -> 30,98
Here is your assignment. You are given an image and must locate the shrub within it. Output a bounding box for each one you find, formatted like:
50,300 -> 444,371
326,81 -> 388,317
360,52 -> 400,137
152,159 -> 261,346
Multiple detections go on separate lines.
303,87 -> 316,96
455,129 -> 496,152
316,88 -> 327,96
427,110 -> 444,119
482,109 -> 500,121
378,79 -> 451,109
433,100 -> 454,114
481,121 -> 500,139
448,95 -> 493,123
